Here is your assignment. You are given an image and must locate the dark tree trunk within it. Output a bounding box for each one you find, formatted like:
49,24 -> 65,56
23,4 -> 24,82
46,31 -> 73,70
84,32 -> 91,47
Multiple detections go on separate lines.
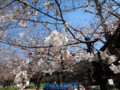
36,73 -> 43,90
92,61 -> 112,90
59,71 -> 63,84
99,79 -> 109,90
58,53 -> 64,84
36,78 -> 40,90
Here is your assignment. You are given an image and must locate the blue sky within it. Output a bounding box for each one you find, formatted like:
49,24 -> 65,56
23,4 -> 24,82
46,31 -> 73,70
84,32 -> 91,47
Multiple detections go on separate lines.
65,8 -> 95,26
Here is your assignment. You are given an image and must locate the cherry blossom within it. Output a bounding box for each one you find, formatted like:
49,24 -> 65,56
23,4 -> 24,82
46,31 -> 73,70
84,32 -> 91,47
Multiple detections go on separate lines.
100,51 -> 116,64
44,31 -> 68,48
14,71 -> 30,89
109,64 -> 120,74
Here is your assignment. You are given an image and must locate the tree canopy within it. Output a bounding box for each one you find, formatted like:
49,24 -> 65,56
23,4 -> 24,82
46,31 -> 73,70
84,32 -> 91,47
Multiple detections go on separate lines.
0,0 -> 120,90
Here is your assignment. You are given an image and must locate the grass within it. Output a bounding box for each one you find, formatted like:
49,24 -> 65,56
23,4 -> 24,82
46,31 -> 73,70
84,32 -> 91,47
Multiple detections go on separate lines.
26,86 -> 36,89
0,86 -> 18,90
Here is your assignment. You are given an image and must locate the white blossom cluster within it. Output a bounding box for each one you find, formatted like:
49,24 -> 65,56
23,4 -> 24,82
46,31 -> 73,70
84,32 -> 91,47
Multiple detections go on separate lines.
109,64 -> 120,74
61,51 -> 95,62
44,31 -> 68,48
100,51 -> 120,74
19,20 -> 27,27
14,71 -> 30,89
81,53 -> 95,62
37,59 -> 61,75
20,0 -> 27,3
0,14 -> 14,22
0,14 -> 27,27
43,1 -> 51,10
19,32 -> 25,38
100,51 -> 116,64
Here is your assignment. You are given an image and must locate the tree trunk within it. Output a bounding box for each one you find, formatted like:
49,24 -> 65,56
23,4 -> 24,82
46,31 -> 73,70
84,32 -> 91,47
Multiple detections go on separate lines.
99,79 -> 109,90
36,78 -> 40,90
59,53 -> 64,84
36,73 -> 43,90
92,61 -> 111,90
59,72 -> 62,84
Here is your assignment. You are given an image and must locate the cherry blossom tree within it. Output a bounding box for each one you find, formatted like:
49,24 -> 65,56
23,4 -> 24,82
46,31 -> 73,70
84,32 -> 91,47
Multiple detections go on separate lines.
0,47 -> 27,88
0,0 -> 120,90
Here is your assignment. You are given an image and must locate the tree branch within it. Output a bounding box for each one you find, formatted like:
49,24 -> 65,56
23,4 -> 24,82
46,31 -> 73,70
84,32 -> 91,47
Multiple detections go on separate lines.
0,0 -> 16,10
16,0 -> 62,21
99,23 -> 120,52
